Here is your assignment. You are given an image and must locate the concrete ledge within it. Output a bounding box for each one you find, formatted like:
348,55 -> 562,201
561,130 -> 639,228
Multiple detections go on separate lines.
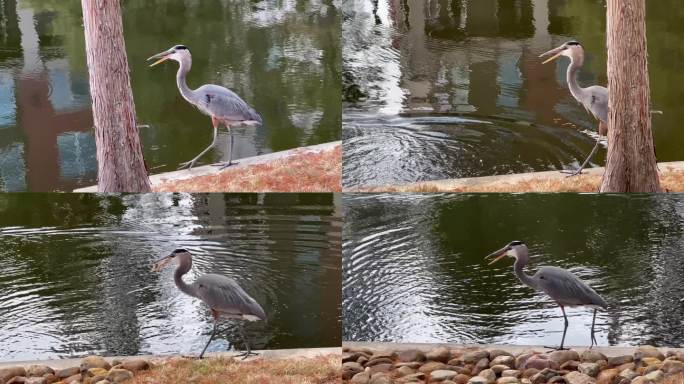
351,161 -> 684,192
343,341 -> 683,358
74,141 -> 341,193
0,347 -> 341,369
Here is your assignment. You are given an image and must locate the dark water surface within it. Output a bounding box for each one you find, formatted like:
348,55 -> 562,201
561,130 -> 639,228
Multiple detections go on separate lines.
342,0 -> 684,188
0,0 -> 341,191
343,193 -> 684,347
0,193 -> 341,362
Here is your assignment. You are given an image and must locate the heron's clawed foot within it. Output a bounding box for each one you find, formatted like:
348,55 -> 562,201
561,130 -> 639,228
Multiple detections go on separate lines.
233,350 -> 259,360
544,345 -> 570,351
213,161 -> 239,171
560,169 -> 584,177
178,160 -> 198,170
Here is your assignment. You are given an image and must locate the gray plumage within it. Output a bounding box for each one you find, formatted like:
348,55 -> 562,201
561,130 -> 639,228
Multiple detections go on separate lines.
148,45 -> 263,170
487,240 -> 607,349
154,248 -> 265,359
540,41 -> 608,176
192,274 -> 266,321
531,266 -> 608,309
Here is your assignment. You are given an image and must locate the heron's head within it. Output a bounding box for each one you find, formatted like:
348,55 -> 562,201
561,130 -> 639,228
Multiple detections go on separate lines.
540,41 -> 583,64
152,248 -> 191,272
485,240 -> 528,265
148,45 -> 191,67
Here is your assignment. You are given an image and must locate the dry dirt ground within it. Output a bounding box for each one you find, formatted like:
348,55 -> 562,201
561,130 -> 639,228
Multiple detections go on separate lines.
154,145 -> 341,192
128,354 -> 341,384
360,166 -> 684,193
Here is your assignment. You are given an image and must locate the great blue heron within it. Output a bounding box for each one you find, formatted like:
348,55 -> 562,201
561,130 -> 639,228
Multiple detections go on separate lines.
148,45 -> 263,170
153,249 -> 266,359
540,41 -> 608,177
486,241 -> 607,350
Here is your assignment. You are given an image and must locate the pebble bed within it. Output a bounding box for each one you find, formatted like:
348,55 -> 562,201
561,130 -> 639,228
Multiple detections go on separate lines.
0,356 -> 152,384
342,345 -> 684,384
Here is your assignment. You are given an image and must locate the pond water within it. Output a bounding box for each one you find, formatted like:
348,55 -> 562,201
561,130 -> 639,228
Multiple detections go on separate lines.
342,0 -> 684,188
0,193 -> 341,362
343,193 -> 684,347
0,0 -> 341,192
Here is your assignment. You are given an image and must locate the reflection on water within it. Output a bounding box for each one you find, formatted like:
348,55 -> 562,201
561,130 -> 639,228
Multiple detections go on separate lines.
343,193 -> 684,347
0,193 -> 342,362
0,0 -> 341,191
342,0 -> 684,188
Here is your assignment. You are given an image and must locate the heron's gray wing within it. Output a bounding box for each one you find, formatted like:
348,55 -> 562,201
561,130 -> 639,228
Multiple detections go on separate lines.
584,85 -> 608,123
195,84 -> 262,123
193,274 -> 266,320
534,266 -> 607,308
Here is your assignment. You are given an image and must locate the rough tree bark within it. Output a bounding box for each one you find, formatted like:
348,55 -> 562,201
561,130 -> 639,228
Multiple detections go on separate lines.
81,0 -> 151,192
601,0 -> 660,192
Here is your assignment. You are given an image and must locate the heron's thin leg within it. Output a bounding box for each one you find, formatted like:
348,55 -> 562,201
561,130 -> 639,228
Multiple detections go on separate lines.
233,322 -> 259,360
559,306 -> 569,350
590,308 -> 598,349
178,126 -> 219,170
562,134 -> 602,177
215,125 -> 239,170
198,321 -> 219,359
544,305 -> 570,351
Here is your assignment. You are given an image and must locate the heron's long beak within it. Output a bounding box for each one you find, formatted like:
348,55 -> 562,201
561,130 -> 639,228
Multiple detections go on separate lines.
485,246 -> 510,265
147,50 -> 172,67
539,46 -> 565,65
151,254 -> 174,272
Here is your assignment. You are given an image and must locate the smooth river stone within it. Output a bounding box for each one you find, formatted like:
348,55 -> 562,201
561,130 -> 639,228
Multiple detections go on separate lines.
635,346 -> 665,361
430,370 -> 459,382
563,371 -> 595,384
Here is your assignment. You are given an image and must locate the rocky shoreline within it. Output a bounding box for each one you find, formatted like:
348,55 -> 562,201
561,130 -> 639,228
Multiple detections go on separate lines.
342,345 -> 684,384
0,356 -> 152,384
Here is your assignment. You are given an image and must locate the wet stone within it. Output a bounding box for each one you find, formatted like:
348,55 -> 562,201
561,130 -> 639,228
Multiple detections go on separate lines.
342,362 -> 364,380
490,356 -> 516,369
547,376 -> 566,384
421,362 -> 450,373
502,369 -> 521,378
618,368 -> 637,380
395,366 -> 416,377
367,358 -> 393,367
55,368 -> 80,380
607,355 -> 633,367
350,370 -> 370,384
25,366 -> 53,378
496,378 -> 520,384
662,359 -> 684,374
635,346 -> 665,361
473,358 -> 490,375
577,362 -> 600,377
579,351 -> 607,364
80,356 -> 111,372
564,371 -> 595,384
490,365 -> 511,375
427,347 -> 452,363
463,351 -> 490,364
398,349 -> 426,363
478,368 -> 496,384
549,350 -> 580,366
368,364 -> 392,375
369,373 -> 391,384
106,369 -> 133,383
430,370 -> 459,382
467,377 -> 488,384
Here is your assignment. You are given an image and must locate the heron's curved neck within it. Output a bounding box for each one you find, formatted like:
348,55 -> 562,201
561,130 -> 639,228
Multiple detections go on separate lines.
176,56 -> 195,103
174,254 -> 197,298
514,256 -> 538,290
566,53 -> 585,102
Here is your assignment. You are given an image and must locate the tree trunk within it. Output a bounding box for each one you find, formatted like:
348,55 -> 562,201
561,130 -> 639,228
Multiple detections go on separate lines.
601,0 -> 660,192
81,0 -> 151,192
